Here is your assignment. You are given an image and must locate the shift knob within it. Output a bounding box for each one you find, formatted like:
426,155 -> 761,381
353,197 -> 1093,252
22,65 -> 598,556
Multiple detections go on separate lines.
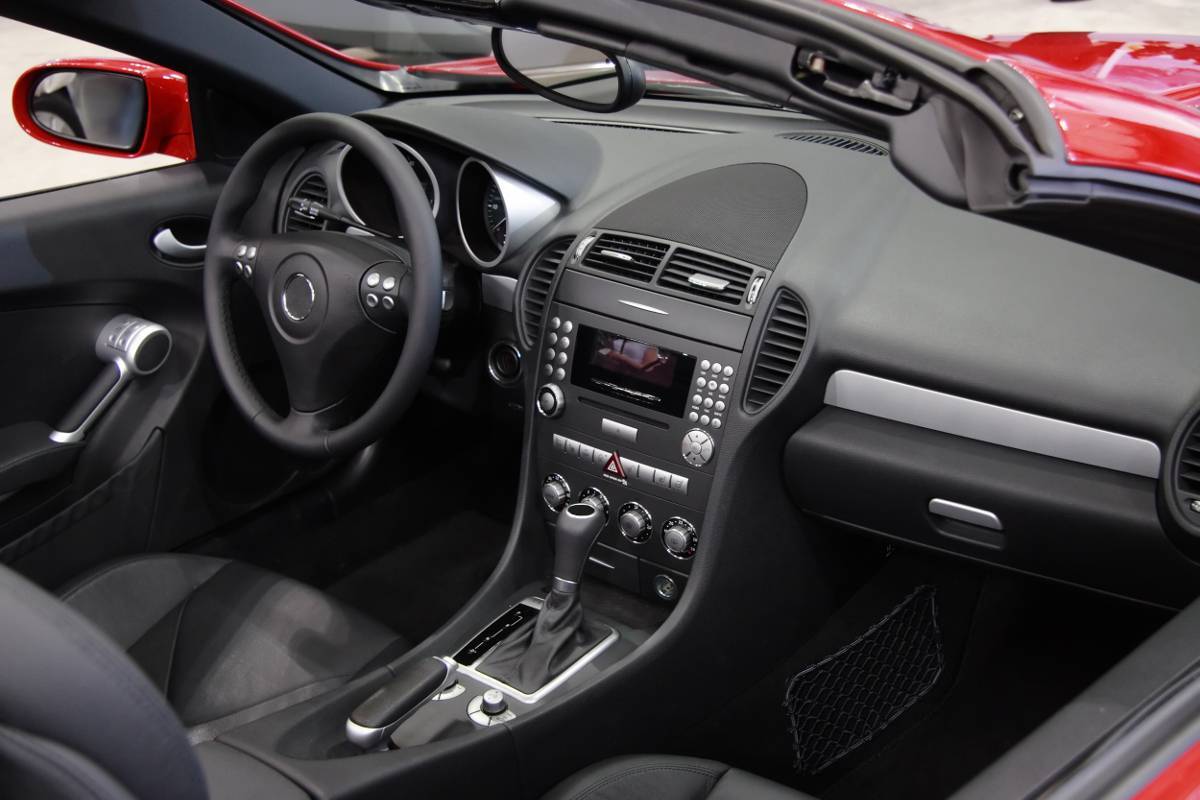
551,494 -> 607,594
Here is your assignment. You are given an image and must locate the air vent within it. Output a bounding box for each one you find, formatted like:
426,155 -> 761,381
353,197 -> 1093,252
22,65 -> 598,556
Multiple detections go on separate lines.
1176,421 -> 1200,497
744,289 -> 809,411
519,237 -> 573,348
658,248 -> 755,305
777,132 -> 888,156
543,118 -> 725,135
283,173 -> 328,232
580,233 -> 668,283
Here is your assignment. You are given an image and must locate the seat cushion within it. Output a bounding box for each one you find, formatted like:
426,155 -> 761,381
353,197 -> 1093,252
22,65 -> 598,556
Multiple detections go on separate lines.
544,755 -> 816,800
60,554 -> 406,740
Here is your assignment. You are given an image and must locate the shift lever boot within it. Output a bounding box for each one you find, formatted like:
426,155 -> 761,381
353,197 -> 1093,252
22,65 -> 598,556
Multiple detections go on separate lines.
478,499 -> 607,694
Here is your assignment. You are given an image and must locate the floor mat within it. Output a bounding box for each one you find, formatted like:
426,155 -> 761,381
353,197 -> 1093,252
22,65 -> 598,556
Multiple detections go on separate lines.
784,585 -> 943,775
325,510 -> 509,644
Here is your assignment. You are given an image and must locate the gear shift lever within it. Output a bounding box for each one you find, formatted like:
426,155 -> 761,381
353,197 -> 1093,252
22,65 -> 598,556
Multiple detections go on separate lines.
550,497 -> 607,594
477,493 -> 608,694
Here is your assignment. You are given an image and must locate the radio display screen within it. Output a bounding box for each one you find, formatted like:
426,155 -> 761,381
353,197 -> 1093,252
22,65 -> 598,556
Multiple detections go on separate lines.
570,325 -> 696,417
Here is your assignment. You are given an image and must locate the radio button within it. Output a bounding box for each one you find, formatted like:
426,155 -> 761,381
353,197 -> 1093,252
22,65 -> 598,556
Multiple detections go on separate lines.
719,383 -> 730,394
703,398 -> 714,409
688,411 -> 699,422
712,418 -> 723,429
715,400 -> 726,412
700,359 -> 711,371
682,429 -> 716,467
700,415 -> 711,426
554,368 -> 566,381
692,393 -> 702,405
696,377 -> 707,388
707,380 -> 718,391
723,365 -> 734,377
669,474 -> 688,494
562,321 -> 574,333
545,348 -> 555,360
594,448 -> 612,467
712,362 -> 722,373
542,364 -> 553,377
652,469 -> 672,488
559,337 -> 570,349
578,444 -> 595,462
601,418 -> 638,443
550,317 -> 561,330
547,332 -> 557,344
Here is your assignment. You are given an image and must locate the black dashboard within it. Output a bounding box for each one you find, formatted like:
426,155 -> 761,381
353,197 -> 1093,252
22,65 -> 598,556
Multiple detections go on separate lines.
275,93 -> 1200,609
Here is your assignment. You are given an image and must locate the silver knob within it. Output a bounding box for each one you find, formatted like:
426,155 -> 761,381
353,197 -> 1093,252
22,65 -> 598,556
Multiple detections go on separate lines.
480,689 -> 508,716
541,474 -> 571,512
618,502 -> 652,543
536,383 -> 565,418
577,487 -> 609,522
662,517 -> 698,559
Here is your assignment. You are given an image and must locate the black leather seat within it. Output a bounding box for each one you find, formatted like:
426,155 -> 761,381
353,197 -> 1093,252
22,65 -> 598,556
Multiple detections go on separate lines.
58,554 -> 406,741
545,755 -> 816,800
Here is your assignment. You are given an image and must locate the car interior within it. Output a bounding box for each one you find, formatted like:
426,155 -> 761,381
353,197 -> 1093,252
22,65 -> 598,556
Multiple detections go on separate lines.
2,1 -> 1200,799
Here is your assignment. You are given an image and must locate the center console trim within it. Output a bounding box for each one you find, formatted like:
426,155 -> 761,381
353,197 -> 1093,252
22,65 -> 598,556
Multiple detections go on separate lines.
453,598 -> 619,705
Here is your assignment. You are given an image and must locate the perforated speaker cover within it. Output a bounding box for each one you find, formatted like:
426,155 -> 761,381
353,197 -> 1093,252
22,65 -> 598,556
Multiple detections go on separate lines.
599,163 -> 807,268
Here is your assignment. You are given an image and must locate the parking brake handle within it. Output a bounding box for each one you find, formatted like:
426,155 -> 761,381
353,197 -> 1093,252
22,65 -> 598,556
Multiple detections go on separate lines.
346,656 -> 457,750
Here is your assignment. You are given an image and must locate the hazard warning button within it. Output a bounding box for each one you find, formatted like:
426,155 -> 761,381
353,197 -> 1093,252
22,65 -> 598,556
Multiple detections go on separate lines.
602,451 -> 627,480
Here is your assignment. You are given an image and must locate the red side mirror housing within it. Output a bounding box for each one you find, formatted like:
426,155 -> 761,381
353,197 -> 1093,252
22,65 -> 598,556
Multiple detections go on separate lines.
13,58 -> 195,160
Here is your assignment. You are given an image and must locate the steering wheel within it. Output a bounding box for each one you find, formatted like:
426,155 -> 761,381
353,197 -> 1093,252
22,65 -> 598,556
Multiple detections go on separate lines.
203,113 -> 442,459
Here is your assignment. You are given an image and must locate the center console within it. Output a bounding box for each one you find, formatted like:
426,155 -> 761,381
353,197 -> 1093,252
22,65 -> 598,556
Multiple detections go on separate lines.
531,255 -> 755,604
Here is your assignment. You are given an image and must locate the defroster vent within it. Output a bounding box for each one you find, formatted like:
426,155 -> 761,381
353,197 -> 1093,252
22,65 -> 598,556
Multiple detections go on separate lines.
658,248 -> 755,306
518,237 -> 573,348
745,289 -> 809,411
283,173 -> 329,232
580,233 -> 668,283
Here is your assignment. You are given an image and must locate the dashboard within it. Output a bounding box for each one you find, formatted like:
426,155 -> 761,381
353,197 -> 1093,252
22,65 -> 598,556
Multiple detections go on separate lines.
272,94 -> 1200,610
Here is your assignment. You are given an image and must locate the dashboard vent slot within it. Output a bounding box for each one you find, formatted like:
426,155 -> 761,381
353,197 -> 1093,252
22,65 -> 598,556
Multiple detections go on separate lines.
543,118 -> 726,135
778,132 -> 888,156
519,237 -> 573,348
581,234 -> 668,283
658,248 -> 754,305
1176,422 -> 1200,496
284,173 -> 328,232
745,289 -> 809,411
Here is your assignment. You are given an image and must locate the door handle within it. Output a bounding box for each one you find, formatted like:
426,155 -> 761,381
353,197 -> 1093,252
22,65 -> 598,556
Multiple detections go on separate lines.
151,227 -> 206,261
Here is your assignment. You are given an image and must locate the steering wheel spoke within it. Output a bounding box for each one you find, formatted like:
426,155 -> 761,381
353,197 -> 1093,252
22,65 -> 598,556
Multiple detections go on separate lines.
203,113 -> 443,458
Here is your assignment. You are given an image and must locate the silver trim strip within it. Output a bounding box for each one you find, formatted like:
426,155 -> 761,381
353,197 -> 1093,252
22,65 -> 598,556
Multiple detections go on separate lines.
456,625 -> 618,705
618,299 -> 669,316
456,157 -> 560,270
928,499 -> 1003,531
824,370 -> 1162,479
336,138 -> 440,226
151,228 -> 205,259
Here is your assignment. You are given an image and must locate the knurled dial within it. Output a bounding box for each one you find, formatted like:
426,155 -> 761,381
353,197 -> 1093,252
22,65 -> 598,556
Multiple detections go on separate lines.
618,502 -> 652,543
681,428 -> 715,468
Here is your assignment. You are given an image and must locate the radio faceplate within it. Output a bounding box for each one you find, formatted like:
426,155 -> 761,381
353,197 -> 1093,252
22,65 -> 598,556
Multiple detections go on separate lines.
533,301 -> 743,602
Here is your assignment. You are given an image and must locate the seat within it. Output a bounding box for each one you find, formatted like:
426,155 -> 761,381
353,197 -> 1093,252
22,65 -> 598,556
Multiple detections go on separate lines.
544,755 -> 816,800
58,554 -> 406,741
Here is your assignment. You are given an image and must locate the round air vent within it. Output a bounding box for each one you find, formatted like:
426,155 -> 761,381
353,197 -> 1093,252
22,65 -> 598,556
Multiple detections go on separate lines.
279,172 -> 328,233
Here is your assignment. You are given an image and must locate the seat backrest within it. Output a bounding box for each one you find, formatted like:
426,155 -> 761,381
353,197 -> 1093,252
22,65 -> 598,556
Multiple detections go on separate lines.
0,561 -> 205,800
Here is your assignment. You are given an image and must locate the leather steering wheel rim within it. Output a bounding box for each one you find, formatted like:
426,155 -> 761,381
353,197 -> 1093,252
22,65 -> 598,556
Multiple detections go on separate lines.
203,112 -> 442,459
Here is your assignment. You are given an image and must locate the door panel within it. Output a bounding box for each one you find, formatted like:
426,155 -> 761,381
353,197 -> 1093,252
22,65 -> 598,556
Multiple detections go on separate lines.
0,161 -> 233,586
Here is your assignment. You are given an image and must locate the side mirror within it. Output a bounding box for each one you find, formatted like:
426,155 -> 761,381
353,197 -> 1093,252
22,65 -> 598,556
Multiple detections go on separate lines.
492,29 -> 644,113
12,59 -> 194,160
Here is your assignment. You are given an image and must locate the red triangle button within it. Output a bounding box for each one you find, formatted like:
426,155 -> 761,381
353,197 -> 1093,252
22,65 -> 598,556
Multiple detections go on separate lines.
603,451 -> 626,480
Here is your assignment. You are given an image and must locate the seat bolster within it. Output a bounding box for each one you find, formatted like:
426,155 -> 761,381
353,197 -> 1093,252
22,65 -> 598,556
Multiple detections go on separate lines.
542,755 -> 730,800
59,554 -> 229,649
544,755 -> 817,800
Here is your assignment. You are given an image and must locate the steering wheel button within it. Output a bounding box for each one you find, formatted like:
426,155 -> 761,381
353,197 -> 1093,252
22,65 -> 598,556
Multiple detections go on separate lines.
382,276 -> 396,291
236,244 -> 247,258
382,296 -> 395,310
243,263 -> 253,279
246,246 -> 257,260
366,272 -> 380,287
365,293 -> 379,308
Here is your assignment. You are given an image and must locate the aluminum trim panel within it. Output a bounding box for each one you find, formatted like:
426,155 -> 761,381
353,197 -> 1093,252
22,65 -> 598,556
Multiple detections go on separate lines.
824,370 -> 1161,479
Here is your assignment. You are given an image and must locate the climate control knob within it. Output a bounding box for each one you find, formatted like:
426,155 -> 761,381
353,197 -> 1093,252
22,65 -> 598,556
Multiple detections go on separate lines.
617,502 -> 653,543
662,517 -> 698,559
578,487 -> 610,522
536,384 -> 565,418
541,474 -> 571,512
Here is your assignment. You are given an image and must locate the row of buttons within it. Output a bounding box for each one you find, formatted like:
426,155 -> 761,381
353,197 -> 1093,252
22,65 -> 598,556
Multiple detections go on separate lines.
552,434 -> 688,495
543,316 -> 574,381
690,359 -> 735,429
